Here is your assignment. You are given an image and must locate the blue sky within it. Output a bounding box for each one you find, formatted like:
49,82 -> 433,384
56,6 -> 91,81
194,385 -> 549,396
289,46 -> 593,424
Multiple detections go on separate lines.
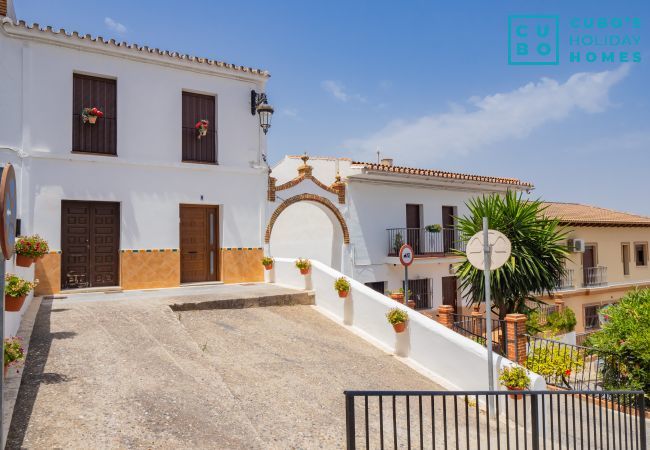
16,0 -> 650,214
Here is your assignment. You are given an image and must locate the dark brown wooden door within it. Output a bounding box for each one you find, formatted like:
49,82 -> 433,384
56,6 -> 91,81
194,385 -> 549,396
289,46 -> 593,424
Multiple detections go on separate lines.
61,201 -> 120,289
442,206 -> 455,252
180,205 -> 219,283
583,245 -> 595,285
442,276 -> 458,313
182,92 -> 217,163
406,204 -> 421,254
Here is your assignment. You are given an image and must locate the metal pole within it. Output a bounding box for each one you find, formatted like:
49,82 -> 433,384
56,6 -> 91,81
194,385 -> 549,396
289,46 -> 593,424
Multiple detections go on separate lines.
483,217 -> 494,393
404,266 -> 409,306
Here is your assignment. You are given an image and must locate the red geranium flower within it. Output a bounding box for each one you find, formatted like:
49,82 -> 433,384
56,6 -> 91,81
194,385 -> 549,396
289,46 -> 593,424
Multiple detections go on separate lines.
564,369 -> 571,377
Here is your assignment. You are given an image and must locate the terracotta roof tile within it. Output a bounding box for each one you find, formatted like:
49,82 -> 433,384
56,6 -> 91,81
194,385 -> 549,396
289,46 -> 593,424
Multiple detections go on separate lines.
1,18 -> 270,78
542,202 -> 650,226
351,162 -> 534,188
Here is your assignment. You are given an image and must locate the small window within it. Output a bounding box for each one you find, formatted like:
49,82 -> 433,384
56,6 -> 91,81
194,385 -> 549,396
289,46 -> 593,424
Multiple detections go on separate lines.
364,281 -> 386,294
72,74 -> 117,155
182,91 -> 217,163
622,243 -> 630,275
584,305 -> 601,330
635,243 -> 648,267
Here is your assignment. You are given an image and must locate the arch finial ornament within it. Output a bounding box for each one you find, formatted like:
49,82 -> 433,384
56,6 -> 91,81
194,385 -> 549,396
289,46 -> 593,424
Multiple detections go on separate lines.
265,193 -> 350,244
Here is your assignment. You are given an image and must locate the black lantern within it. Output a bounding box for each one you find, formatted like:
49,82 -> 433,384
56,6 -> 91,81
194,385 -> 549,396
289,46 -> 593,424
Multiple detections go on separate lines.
251,90 -> 274,135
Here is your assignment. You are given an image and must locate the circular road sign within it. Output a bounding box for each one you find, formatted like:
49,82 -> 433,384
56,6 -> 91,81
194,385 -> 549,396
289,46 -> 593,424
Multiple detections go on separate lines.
466,230 -> 511,271
399,244 -> 414,267
0,163 -> 17,260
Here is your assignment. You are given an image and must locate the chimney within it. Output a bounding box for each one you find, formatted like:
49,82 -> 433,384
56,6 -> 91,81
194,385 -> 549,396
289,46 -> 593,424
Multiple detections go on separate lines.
0,0 -> 7,17
1,0 -> 16,19
380,158 -> 393,167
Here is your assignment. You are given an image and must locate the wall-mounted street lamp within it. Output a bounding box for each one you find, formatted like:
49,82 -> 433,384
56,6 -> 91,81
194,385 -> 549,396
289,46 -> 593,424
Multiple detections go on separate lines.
251,90 -> 274,135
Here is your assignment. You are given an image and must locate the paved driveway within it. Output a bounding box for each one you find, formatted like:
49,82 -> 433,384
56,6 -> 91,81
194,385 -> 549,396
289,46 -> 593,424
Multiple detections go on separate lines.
8,286 -> 441,449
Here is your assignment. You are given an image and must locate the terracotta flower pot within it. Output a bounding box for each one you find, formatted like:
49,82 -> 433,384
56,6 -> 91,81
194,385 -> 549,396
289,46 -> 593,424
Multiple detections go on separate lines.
407,300 -> 416,309
390,293 -> 404,301
5,294 -> 26,312
299,267 -> 310,275
338,290 -> 349,298
88,115 -> 97,124
507,387 -> 524,400
264,264 -> 273,271
392,322 -> 407,333
15,254 -> 35,268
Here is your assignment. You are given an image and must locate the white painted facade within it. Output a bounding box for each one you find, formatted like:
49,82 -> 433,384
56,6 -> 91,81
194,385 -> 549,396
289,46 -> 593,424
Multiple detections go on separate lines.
269,156 -> 532,310
0,18 -> 270,282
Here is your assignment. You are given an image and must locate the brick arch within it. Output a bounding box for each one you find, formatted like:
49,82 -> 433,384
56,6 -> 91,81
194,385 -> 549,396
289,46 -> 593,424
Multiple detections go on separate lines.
265,193 -> 350,244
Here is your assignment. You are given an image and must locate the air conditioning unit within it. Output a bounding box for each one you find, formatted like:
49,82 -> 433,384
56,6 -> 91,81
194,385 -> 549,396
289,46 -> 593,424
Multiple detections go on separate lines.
568,239 -> 585,253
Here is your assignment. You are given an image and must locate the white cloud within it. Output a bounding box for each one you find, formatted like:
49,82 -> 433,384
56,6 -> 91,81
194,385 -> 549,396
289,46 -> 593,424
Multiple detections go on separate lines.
281,108 -> 299,117
344,65 -> 631,162
104,17 -> 127,34
321,80 -> 366,102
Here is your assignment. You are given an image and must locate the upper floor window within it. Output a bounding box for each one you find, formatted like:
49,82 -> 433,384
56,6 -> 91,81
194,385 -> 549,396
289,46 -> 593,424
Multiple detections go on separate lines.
635,242 -> 648,267
182,91 -> 217,164
622,243 -> 630,275
72,74 -> 117,155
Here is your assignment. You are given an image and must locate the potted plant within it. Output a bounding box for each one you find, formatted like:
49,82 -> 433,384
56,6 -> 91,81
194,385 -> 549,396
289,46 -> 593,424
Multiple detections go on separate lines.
499,366 -> 530,400
4,337 -> 25,377
81,107 -> 104,124
195,120 -> 209,139
295,258 -> 311,275
4,274 -> 37,312
392,232 -> 404,254
425,224 -> 442,233
14,235 -> 49,268
387,288 -> 414,308
334,277 -> 351,298
386,307 -> 409,333
261,256 -> 274,271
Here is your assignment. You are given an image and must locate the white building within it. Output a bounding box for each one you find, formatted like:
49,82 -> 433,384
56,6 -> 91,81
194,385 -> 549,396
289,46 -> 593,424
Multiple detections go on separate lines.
268,155 -> 533,311
0,3 -> 273,295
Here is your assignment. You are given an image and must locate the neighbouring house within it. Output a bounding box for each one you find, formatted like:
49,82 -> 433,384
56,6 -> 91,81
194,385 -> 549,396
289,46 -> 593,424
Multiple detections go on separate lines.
267,155 -> 533,312
539,202 -> 650,335
0,2 -> 273,295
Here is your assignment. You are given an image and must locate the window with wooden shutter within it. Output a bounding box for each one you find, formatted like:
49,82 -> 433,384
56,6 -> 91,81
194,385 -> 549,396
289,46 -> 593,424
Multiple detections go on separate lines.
182,91 -> 217,163
72,74 -> 117,155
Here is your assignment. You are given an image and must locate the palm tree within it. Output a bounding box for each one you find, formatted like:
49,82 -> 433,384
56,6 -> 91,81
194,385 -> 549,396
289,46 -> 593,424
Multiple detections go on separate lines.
454,191 -> 570,320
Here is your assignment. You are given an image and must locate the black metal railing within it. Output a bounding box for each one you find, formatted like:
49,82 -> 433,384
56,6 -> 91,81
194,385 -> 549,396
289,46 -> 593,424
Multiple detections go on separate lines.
451,314 -> 508,356
526,335 -> 622,392
576,330 -> 598,347
387,227 -> 466,257
584,266 -> 608,287
526,301 -> 558,326
407,278 -> 434,310
345,390 -> 647,449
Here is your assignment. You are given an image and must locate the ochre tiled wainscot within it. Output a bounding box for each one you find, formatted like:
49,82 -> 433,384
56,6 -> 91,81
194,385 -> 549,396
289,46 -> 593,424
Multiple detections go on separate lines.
120,249 -> 180,290
220,248 -> 264,283
34,252 -> 62,295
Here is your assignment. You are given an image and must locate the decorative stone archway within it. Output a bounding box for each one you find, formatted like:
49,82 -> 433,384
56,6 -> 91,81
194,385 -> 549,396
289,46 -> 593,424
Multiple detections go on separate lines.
265,193 -> 349,244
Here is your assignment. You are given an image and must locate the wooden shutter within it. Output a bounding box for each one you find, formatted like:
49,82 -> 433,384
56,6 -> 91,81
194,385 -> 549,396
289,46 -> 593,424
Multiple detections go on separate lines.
72,74 -> 117,155
182,92 -> 217,163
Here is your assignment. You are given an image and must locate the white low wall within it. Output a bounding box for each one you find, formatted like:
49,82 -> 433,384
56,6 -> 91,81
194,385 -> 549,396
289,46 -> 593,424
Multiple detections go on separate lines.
268,258 -> 546,392
4,256 -> 36,338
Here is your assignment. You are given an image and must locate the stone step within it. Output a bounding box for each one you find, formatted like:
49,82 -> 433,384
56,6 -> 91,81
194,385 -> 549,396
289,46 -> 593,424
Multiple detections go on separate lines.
168,291 -> 315,311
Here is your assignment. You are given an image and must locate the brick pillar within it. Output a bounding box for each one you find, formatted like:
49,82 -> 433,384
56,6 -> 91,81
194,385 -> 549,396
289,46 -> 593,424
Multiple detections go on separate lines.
471,306 -> 483,336
0,0 -> 7,17
505,313 -> 528,365
438,305 -> 454,328
267,176 -> 276,202
554,298 -> 565,312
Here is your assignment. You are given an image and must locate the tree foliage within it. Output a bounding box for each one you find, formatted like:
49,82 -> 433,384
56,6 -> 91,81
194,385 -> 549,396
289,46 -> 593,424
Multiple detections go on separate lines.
455,192 -> 570,319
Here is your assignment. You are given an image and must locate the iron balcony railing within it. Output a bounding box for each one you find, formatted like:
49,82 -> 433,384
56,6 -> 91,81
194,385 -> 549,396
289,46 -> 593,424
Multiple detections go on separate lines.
451,314 -> 508,356
584,266 -> 608,287
387,227 -> 466,257
344,390 -> 647,450
556,268 -> 575,290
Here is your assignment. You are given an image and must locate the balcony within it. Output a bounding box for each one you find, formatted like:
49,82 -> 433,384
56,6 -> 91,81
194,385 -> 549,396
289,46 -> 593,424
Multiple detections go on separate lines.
555,269 -> 575,290
387,227 -> 466,257
583,266 -> 607,287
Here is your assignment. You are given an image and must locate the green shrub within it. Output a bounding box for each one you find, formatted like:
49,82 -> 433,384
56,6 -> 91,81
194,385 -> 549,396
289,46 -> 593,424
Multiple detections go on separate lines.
499,366 -> 530,390
525,342 -> 584,387
4,337 -> 25,371
546,308 -> 577,334
4,274 -> 37,298
393,233 -> 404,253
425,224 -> 442,233
585,289 -> 650,397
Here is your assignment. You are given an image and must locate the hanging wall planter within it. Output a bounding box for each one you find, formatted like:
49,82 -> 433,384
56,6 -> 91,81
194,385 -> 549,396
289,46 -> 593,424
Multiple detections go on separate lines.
195,120 -> 209,139
4,274 -> 37,312
14,235 -> 49,268
82,107 -> 104,124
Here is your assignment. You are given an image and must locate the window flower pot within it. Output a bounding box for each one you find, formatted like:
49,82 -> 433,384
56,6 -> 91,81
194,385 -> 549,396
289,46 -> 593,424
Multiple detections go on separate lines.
507,387 -> 524,400
264,264 -> 273,271
15,254 -> 36,268
392,322 -> 407,333
299,267 -> 310,275
338,290 -> 349,298
5,294 -> 26,312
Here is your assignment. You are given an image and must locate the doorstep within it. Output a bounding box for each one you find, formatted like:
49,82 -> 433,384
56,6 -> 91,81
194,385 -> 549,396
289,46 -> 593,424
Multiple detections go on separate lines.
179,281 -> 225,287
59,286 -> 123,294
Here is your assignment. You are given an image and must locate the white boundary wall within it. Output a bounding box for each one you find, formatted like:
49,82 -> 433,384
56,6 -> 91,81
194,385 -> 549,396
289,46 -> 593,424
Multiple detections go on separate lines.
268,258 -> 546,392
4,256 -> 35,338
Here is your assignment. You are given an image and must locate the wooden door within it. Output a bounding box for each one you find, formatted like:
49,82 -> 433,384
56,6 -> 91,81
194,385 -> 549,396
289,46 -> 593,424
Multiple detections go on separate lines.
442,206 -> 455,252
180,205 -> 219,283
442,276 -> 458,313
583,245 -> 595,285
406,204 -> 421,254
61,201 -> 120,289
